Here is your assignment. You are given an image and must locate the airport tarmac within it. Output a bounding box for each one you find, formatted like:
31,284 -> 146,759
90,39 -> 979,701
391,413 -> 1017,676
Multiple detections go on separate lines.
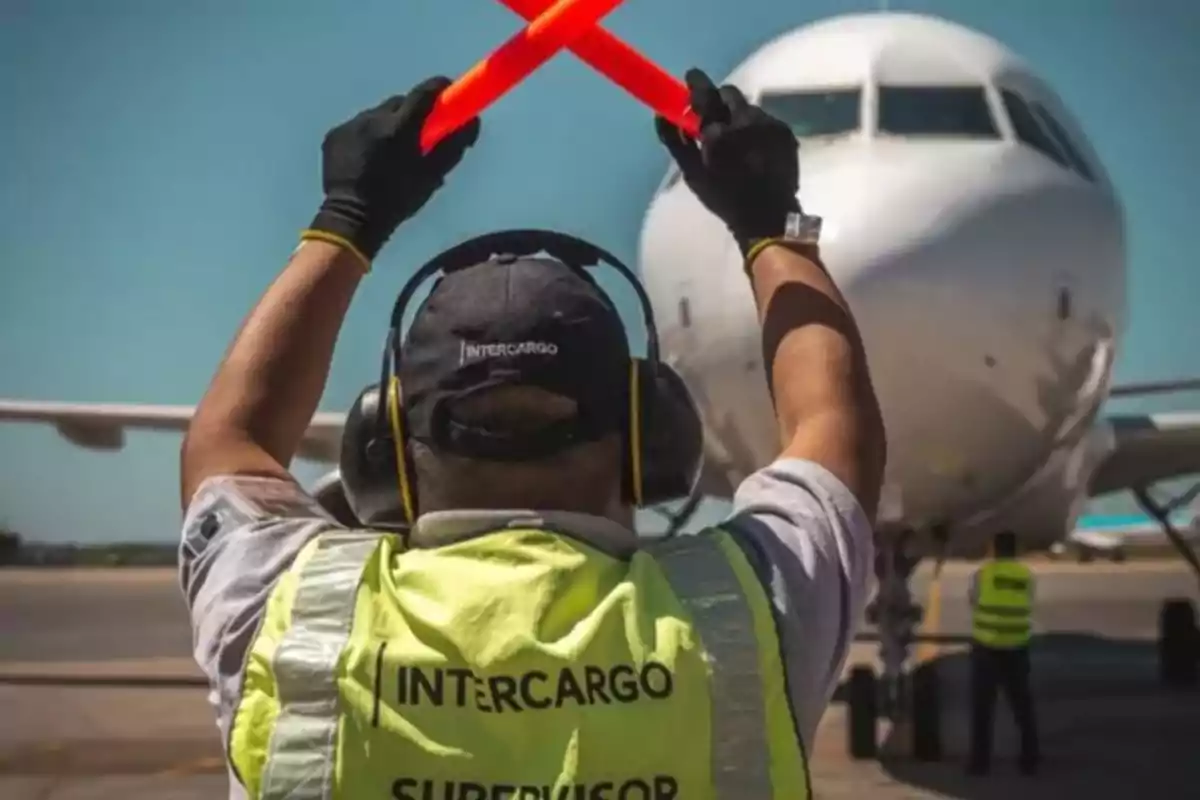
1,560 -> 1198,799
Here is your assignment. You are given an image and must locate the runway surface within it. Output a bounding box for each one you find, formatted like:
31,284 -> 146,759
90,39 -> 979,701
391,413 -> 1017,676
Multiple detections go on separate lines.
0,570 -> 194,668
1,560 -> 1198,798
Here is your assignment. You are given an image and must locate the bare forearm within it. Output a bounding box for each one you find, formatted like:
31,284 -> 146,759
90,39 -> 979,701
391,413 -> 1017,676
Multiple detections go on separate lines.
747,242 -> 886,517
181,241 -> 366,505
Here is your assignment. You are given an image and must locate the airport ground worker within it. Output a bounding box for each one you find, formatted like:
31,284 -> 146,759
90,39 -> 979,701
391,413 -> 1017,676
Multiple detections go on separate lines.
178,69 -> 885,800
967,530 -> 1042,775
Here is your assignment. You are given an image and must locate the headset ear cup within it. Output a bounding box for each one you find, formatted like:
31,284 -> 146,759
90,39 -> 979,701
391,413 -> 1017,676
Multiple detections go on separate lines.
632,360 -> 705,508
339,382 -> 417,527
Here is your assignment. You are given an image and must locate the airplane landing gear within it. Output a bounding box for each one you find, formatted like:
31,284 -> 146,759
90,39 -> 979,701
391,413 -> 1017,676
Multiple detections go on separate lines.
1132,485 -> 1200,689
848,531 -> 943,761
1159,598 -> 1198,688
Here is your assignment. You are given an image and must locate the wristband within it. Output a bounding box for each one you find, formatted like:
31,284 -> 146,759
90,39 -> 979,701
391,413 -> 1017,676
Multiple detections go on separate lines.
742,236 -> 821,274
299,229 -> 372,273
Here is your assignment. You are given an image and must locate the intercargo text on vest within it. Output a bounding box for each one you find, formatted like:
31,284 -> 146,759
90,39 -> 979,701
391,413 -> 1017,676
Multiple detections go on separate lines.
375,660 -> 675,716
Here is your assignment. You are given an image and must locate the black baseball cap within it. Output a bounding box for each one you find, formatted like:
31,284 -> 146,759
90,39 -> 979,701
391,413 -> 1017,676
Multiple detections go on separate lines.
398,255 -> 631,461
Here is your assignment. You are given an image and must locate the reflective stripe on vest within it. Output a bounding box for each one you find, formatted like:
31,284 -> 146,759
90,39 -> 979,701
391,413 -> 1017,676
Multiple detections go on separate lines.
253,530 -> 794,800
260,531 -> 382,800
972,560 -> 1032,648
647,534 -> 772,798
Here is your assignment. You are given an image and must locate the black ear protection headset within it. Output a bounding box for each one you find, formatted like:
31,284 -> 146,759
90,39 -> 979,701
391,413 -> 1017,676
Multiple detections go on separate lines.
339,228 -> 705,528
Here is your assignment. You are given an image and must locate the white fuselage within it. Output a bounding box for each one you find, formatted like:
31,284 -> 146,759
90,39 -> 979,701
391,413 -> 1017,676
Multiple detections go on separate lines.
638,13 -> 1127,557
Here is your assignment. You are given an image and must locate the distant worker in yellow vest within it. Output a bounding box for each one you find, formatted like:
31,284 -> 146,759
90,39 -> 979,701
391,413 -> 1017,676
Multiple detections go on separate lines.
967,531 -> 1041,776
177,70 -> 885,800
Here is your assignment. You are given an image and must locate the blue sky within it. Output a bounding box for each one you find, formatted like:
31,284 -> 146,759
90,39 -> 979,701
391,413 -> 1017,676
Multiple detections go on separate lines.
2,0 -> 1198,543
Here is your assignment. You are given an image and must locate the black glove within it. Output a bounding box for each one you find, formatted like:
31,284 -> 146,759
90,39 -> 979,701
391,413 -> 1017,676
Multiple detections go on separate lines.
304,76 -> 481,265
655,69 -> 800,256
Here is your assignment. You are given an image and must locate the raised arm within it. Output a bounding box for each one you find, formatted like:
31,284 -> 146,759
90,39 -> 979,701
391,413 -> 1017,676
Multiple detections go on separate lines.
179,77 -> 480,509
653,69 -> 887,747
654,69 -> 885,519
746,242 -> 886,519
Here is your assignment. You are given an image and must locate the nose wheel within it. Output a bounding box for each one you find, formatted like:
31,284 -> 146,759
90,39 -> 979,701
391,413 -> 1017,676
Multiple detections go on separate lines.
1131,485 -> 1200,689
847,530 -> 943,761
1159,598 -> 1199,688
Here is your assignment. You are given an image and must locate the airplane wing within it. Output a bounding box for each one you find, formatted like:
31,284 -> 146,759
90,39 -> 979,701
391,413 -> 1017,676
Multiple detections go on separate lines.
1088,409 -> 1200,496
0,400 -> 347,463
1107,378 -> 1200,398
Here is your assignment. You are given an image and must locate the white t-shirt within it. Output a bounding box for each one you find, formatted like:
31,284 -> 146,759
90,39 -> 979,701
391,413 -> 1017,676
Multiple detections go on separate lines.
178,457 -> 874,799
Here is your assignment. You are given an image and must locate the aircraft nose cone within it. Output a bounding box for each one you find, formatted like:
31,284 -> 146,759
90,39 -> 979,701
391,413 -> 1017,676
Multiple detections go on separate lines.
799,141 -> 1114,334
796,142 -> 1123,524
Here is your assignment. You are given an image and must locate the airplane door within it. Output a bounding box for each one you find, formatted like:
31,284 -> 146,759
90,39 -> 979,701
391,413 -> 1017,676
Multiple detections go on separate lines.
1053,270 -> 1078,335
665,281 -> 698,361
1039,268 -> 1110,442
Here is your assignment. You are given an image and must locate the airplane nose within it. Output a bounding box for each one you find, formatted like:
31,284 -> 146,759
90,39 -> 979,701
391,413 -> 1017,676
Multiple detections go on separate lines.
799,142 -> 1123,524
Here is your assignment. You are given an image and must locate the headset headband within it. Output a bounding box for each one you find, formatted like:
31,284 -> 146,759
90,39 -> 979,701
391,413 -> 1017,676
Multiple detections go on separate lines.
375,229 -> 661,434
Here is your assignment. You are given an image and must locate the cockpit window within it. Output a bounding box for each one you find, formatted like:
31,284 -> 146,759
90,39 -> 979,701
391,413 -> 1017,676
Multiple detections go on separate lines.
1001,89 -> 1068,166
759,89 -> 861,138
1028,102 -> 1096,182
877,86 -> 999,138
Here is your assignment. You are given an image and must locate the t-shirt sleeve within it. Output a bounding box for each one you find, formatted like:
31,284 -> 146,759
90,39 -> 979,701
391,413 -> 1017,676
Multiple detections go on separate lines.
718,458 -> 875,749
178,475 -> 345,766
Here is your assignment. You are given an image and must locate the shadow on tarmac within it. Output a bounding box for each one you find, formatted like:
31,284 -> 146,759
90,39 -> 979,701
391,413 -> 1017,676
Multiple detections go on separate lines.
832,632 -> 1200,799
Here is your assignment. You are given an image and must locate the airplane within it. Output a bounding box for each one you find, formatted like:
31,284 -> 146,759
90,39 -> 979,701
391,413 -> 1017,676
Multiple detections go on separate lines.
638,10 -> 1200,754
3,10 -> 1200,760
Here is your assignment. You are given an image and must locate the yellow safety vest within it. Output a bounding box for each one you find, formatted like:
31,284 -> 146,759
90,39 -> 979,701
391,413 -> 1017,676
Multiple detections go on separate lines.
228,526 -> 811,800
972,559 -> 1033,648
